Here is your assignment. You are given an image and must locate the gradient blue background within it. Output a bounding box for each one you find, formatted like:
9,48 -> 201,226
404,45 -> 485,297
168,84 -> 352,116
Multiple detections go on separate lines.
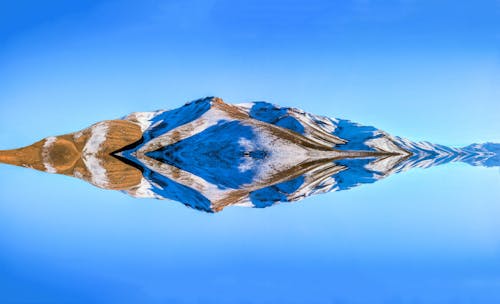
1,1 -> 499,303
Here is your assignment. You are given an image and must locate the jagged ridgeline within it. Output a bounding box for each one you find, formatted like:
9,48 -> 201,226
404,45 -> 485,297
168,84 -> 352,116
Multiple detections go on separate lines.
0,97 -> 498,212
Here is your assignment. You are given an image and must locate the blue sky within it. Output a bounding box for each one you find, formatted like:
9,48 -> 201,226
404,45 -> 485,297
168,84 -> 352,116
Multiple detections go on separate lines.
1,1 -> 500,303
1,0 -> 499,145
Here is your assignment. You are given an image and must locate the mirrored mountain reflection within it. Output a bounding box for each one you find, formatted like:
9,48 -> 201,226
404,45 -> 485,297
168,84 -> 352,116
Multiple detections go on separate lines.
1,97 -> 498,212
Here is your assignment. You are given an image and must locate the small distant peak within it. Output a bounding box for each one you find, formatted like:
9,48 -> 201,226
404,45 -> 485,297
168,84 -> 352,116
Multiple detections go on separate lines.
461,142 -> 500,167
462,142 -> 500,153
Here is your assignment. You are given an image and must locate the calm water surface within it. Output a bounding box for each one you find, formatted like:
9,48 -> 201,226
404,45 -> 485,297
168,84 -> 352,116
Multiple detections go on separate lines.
1,161 -> 499,303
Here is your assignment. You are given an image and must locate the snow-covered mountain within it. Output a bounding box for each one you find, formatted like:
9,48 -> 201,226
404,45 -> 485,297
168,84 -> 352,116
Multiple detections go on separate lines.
1,97 -> 498,212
